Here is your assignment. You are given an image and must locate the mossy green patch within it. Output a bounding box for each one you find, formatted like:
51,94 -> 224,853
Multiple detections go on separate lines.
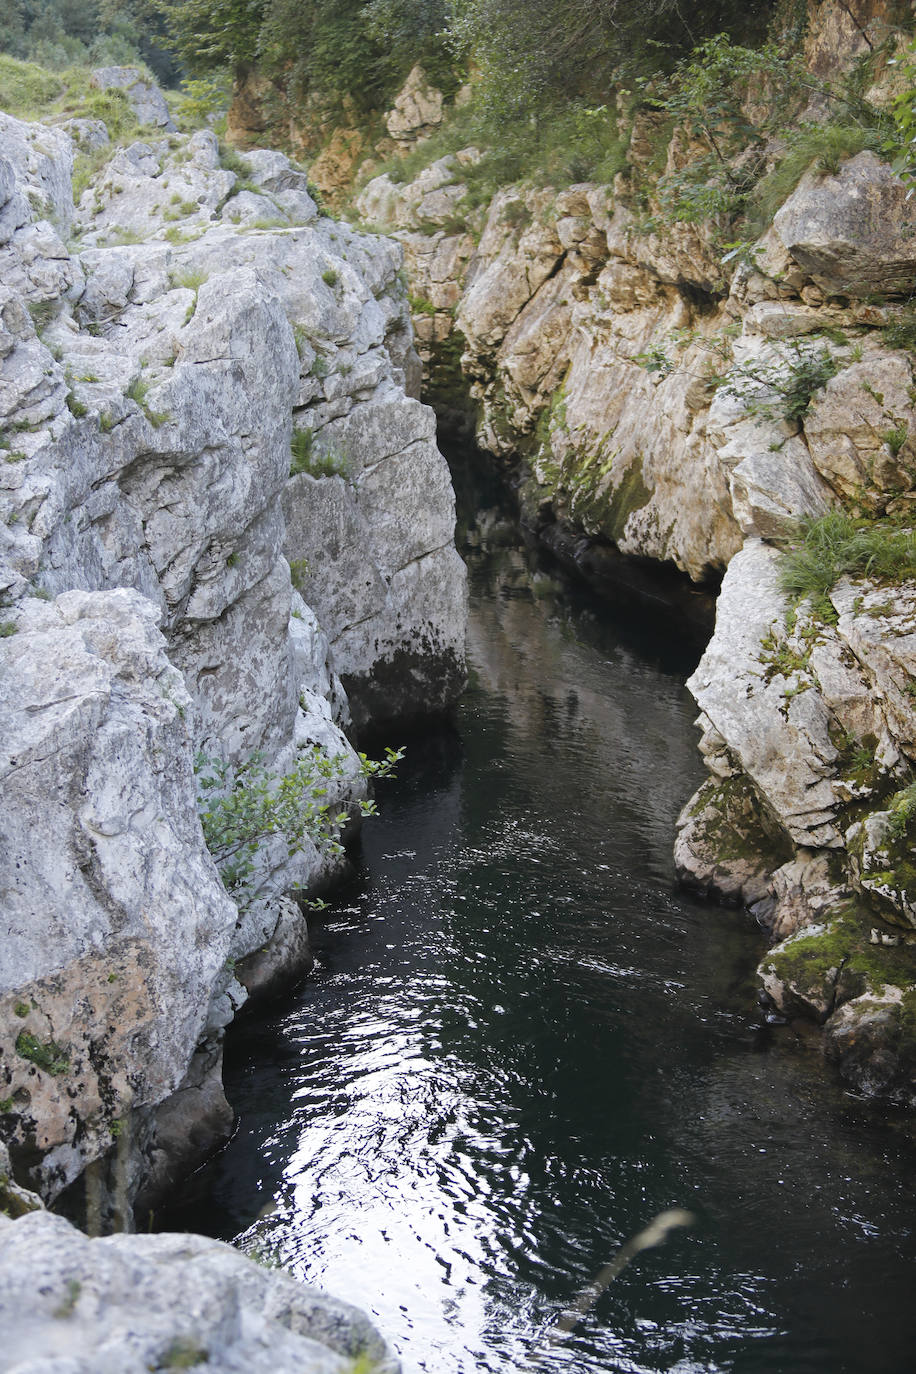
686,773 -> 793,870
578,452 -> 652,544
15,1030 -> 70,1076
765,906 -> 916,1019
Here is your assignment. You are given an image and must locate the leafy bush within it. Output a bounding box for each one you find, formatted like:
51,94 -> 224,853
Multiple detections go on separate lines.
722,342 -> 837,424
195,744 -> 402,906
883,306 -> 916,353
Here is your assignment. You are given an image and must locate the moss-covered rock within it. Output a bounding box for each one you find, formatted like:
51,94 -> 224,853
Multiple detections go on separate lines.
847,805 -> 916,930
0,1142 -> 42,1219
675,773 -> 792,905
759,906 -> 916,1026
825,986 -> 916,1105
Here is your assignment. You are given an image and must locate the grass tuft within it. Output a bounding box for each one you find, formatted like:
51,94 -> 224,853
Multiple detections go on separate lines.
779,510 -> 916,617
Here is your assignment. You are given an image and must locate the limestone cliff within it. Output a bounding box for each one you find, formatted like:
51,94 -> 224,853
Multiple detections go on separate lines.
0,89 -> 467,1213
303,0 -> 916,1101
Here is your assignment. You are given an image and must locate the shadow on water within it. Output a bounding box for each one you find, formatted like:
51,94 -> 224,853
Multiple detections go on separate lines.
161,448 -> 916,1374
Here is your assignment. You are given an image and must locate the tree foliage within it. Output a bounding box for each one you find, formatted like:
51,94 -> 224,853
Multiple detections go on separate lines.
156,0 -> 453,109
1,0 -> 178,82
195,744 -> 403,908
153,0 -> 776,115
448,0 -> 776,120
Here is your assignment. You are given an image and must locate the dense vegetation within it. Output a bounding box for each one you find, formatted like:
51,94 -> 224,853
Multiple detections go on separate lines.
1,0 -> 178,83
3,1 -> 779,114
154,0 -> 778,115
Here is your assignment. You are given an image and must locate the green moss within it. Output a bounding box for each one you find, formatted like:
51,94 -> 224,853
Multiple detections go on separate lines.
15,1030 -> 70,1076
686,773 -> 792,869
603,456 -> 652,543
152,1337 -> 209,1370
288,557 -> 311,594
556,449 -> 652,545
767,907 -> 915,1009
0,1170 -> 42,1219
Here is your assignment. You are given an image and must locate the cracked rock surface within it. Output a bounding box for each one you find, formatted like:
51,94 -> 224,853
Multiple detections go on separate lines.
0,98 -> 466,1208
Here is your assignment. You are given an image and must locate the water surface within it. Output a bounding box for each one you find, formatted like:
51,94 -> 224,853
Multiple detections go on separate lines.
167,457 -> 916,1373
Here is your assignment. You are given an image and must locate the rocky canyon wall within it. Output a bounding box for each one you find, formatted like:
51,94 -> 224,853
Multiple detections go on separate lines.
330,0 -> 916,1102
0,85 -> 466,1219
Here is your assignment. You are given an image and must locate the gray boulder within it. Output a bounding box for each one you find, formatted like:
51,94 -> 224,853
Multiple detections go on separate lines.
90,67 -> 177,132
0,1210 -> 399,1374
774,151 -> 916,297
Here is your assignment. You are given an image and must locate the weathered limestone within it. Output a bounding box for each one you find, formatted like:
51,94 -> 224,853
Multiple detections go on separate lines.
0,1209 -> 400,1374
386,65 -> 444,143
674,539 -> 916,1100
0,100 -> 466,1211
773,153 -> 916,298
0,590 -> 238,1199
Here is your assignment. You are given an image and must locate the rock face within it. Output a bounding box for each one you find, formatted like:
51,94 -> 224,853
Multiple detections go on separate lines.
0,101 -> 466,1210
385,65 -> 444,143
347,0 -> 916,1103
674,540 -> 916,1102
0,1209 -> 400,1374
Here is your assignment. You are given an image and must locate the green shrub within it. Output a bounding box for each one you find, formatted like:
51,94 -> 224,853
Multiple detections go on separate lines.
195,744 -> 403,907
722,342 -> 837,425
218,141 -> 252,178
290,427 -> 349,478
883,307 -> 916,353
888,780 -> 916,839
169,268 -> 208,292
125,375 -> 170,428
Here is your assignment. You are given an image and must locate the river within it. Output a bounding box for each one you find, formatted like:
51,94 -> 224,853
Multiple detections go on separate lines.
163,451 -> 916,1374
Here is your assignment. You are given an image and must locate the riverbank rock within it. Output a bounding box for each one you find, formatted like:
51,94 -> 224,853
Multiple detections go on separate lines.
675,537 -> 916,1099
0,95 -> 466,1210
0,1209 -> 400,1374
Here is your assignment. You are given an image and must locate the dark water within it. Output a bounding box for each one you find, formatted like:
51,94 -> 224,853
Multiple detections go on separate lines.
166,457 -> 916,1373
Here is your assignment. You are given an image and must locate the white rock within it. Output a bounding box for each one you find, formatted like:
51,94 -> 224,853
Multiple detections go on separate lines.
0,1210 -> 399,1374
90,66 -> 176,132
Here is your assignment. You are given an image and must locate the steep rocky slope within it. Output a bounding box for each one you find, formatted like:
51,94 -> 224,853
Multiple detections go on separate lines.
309,0 -> 916,1101
0,87 -> 467,1217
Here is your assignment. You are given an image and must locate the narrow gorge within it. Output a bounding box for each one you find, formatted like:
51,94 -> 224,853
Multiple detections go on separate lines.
2,0 -> 916,1370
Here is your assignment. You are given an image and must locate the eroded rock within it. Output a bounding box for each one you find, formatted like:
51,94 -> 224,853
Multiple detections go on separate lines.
0,101 -> 467,1208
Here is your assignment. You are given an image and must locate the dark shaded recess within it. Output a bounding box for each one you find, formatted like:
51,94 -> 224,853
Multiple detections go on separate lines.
444,438 -> 718,655
342,644 -> 468,732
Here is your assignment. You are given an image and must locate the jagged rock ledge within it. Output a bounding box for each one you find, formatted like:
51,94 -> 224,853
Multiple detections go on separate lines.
0,1143 -> 399,1374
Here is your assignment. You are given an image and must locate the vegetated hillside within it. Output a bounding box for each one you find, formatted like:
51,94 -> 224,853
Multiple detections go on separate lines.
1,0 -> 177,84
213,0 -> 916,1105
